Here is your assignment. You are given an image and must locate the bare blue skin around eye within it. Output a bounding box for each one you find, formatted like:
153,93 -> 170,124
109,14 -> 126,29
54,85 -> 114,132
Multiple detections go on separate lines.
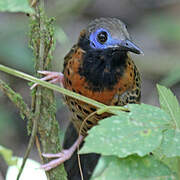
89,28 -> 120,49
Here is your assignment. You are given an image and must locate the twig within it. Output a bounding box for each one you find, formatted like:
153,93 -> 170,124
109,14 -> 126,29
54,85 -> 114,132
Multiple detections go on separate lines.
77,111 -> 98,180
0,79 -> 32,120
29,0 -> 67,179
16,113 -> 38,180
35,136 -> 43,162
0,64 -> 129,114
0,79 -> 37,180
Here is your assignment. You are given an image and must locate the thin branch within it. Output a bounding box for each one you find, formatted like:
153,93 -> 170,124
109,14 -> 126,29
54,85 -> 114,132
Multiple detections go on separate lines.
29,0 -> 67,179
16,113 -> 38,180
0,64 -> 129,114
0,79 -> 38,180
0,79 -> 32,120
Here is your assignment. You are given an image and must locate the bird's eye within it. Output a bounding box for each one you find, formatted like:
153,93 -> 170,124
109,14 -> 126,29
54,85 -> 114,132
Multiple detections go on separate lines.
97,31 -> 108,44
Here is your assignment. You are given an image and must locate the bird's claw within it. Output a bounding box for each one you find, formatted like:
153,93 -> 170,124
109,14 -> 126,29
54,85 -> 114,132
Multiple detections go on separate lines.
41,136 -> 84,171
30,71 -> 64,89
41,150 -> 73,171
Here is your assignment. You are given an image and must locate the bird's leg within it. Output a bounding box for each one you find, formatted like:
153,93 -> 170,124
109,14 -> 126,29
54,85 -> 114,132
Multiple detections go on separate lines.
31,71 -> 83,171
41,135 -> 84,171
30,71 -> 64,89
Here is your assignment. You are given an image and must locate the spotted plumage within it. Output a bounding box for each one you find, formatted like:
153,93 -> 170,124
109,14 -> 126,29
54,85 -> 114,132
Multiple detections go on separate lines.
63,18 -> 141,136
38,17 -> 143,171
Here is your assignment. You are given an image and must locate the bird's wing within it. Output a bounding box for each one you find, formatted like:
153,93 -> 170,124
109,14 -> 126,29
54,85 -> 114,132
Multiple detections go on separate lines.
110,56 -> 141,106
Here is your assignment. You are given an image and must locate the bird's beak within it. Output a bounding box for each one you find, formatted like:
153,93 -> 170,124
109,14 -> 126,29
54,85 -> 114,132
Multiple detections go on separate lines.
118,39 -> 143,55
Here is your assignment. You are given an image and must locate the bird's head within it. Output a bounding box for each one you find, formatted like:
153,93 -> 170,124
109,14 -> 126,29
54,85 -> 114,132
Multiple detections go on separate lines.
78,18 -> 143,91
79,17 -> 143,55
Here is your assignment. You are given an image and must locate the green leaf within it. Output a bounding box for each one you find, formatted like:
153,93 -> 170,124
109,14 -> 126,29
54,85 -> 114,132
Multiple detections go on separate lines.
157,84 -> 180,129
0,145 -> 17,166
153,147 -> 179,175
92,155 -> 175,180
0,0 -> 33,13
160,67 -> 180,87
80,104 -> 170,157
162,129 -> 180,157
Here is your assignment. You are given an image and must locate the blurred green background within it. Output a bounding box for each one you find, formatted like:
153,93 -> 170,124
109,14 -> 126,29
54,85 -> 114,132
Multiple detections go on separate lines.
0,0 -> 180,177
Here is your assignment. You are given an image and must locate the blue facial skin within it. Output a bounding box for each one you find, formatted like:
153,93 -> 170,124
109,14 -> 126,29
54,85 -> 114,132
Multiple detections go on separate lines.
89,28 -> 120,50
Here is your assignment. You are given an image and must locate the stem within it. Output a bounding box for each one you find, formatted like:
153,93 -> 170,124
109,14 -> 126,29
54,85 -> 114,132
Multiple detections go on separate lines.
16,113 -> 37,180
0,79 -> 32,120
0,64 -> 128,114
0,64 -> 106,108
0,79 -> 37,180
30,0 -> 67,179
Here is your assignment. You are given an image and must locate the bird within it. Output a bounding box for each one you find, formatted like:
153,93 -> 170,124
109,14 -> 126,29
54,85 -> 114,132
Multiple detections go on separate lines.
34,17 -> 143,171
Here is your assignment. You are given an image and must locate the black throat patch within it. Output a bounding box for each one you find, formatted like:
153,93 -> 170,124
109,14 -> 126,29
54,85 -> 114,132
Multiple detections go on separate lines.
78,36 -> 128,91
